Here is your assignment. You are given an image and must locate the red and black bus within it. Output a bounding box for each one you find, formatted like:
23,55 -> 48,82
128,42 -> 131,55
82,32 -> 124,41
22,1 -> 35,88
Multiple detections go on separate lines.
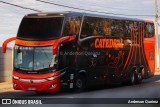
2,12 -> 155,94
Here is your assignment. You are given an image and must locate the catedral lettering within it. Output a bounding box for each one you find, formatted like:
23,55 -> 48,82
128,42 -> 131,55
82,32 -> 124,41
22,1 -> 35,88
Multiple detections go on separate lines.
95,38 -> 123,48
2,12 -> 155,94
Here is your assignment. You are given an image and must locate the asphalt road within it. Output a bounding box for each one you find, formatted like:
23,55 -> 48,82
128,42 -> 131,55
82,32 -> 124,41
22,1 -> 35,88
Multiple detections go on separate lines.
0,74 -> 160,98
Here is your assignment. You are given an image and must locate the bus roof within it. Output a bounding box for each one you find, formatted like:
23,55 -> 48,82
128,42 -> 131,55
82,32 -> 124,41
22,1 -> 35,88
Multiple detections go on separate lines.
25,11 -> 153,23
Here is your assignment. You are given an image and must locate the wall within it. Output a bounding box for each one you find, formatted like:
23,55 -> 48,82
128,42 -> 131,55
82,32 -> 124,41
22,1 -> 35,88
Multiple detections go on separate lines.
0,47 -> 12,82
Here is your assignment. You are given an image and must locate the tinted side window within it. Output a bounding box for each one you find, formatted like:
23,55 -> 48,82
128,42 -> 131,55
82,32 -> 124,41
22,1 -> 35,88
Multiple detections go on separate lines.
145,23 -> 154,38
102,19 -> 111,36
63,16 -> 82,36
125,20 -> 134,37
110,20 -> 128,37
81,16 -> 105,38
110,19 -> 116,37
81,17 -> 136,38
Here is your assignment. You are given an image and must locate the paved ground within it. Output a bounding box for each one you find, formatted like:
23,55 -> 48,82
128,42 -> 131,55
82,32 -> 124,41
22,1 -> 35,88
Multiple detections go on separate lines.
0,81 -> 13,92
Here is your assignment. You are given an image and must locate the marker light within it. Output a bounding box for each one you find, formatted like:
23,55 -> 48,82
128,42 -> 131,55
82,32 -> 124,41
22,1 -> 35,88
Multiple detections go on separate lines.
46,75 -> 59,81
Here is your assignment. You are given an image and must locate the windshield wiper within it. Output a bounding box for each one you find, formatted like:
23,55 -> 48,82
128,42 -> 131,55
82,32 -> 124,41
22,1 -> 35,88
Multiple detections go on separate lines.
16,66 -> 32,70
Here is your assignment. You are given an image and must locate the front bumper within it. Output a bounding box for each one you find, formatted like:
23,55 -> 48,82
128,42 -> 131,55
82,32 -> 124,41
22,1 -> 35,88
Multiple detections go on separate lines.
13,78 -> 60,92
13,71 -> 60,92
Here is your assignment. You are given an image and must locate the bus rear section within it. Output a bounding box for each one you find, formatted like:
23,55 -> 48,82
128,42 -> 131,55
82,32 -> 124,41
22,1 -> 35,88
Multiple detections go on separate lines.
74,16 -> 155,87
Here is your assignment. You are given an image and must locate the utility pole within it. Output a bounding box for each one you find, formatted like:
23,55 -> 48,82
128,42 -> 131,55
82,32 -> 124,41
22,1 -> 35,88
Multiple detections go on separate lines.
155,0 -> 159,68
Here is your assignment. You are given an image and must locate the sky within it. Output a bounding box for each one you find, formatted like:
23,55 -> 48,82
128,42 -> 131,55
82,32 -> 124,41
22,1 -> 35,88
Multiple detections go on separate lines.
0,0 -> 160,46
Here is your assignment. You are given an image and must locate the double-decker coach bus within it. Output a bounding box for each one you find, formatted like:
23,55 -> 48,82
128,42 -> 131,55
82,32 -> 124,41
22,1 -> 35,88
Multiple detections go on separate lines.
2,12 -> 155,94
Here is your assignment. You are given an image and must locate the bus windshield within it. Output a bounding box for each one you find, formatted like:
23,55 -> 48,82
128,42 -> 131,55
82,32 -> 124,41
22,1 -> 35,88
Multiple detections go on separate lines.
17,17 -> 64,40
14,45 -> 58,73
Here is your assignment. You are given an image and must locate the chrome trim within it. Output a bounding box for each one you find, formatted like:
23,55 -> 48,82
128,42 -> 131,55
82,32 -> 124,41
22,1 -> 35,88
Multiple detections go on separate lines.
70,74 -> 74,80
60,16 -> 66,36
19,78 -> 47,84
79,36 -> 103,42
14,71 -> 66,84
59,67 -> 68,72
78,15 -> 84,41
70,83 -> 73,88
13,67 -> 67,84
51,71 -> 66,80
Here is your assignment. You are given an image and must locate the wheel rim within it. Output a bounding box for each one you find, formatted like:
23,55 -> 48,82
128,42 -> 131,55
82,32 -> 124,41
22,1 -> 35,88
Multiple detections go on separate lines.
142,69 -> 144,78
131,73 -> 135,83
76,79 -> 82,88
138,73 -> 142,80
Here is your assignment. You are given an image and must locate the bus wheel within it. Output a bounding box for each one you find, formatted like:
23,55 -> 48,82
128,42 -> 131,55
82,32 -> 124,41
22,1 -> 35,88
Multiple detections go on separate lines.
135,69 -> 143,84
35,91 -> 46,95
75,75 -> 86,91
129,70 -> 136,85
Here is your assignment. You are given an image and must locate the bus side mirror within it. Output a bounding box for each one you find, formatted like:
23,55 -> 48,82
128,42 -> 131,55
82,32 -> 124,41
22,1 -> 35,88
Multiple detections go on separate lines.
52,36 -> 76,54
2,37 -> 16,53
52,36 -> 70,54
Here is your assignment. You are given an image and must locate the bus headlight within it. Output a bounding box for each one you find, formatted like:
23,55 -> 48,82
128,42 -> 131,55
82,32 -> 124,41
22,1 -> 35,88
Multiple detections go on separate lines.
46,75 -> 59,81
13,75 -> 20,80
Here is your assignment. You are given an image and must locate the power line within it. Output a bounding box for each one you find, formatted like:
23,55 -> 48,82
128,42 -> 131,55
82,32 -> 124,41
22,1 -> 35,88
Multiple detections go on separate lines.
49,0 -> 155,12
0,0 -> 158,18
0,1 -> 42,12
36,0 -> 155,17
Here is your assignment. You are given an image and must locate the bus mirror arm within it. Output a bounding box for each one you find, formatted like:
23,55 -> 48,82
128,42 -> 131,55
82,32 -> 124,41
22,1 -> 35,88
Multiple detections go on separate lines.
2,37 -> 16,53
52,36 -> 70,54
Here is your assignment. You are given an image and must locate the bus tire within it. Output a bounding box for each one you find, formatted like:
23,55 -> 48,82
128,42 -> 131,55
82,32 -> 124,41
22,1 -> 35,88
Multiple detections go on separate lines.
129,70 -> 136,85
135,69 -> 143,84
35,91 -> 46,95
75,75 -> 86,91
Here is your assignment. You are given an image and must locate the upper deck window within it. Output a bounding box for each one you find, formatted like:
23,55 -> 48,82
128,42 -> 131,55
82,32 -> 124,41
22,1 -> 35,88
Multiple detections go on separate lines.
145,23 -> 154,38
81,16 -> 105,38
63,16 -> 82,36
17,17 -> 64,40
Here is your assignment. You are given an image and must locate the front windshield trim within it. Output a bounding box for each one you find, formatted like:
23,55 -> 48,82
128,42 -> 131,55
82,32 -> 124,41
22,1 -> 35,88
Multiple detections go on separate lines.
14,45 -> 57,73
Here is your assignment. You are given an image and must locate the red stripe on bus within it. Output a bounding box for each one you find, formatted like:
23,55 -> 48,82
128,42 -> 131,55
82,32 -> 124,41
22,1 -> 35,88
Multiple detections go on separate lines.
15,36 -> 76,46
126,23 -> 135,71
121,26 -> 133,74
15,39 -> 57,46
139,23 -> 142,65
144,20 -> 154,24
134,23 -> 137,66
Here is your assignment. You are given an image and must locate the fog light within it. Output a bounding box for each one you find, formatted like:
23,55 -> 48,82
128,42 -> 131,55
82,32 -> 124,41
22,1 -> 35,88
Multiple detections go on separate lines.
49,84 -> 56,88
13,83 -> 17,87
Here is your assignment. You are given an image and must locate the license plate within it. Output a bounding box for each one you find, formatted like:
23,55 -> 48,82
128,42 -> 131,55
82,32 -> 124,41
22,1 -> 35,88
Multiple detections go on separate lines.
28,87 -> 36,90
